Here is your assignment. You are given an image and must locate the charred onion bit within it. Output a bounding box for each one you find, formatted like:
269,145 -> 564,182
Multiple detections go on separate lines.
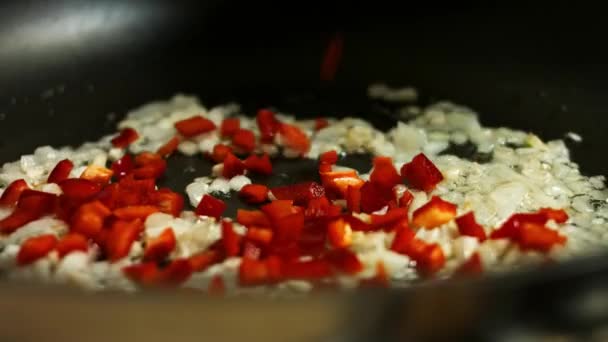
400,153 -> 444,192
490,211 -> 567,252
256,109 -> 280,143
278,123 -> 311,154
174,116 -> 216,138
232,129 -> 256,153
17,234 -> 58,266
143,227 -> 176,262
220,118 -> 240,137
47,159 -> 74,184
239,184 -> 269,204
455,212 -> 487,241
412,196 -> 457,229
0,190 -> 57,234
270,182 -> 325,206
111,154 -> 135,180
370,156 -> 402,191
56,233 -> 88,258
456,252 -> 483,276
106,219 -> 144,262
243,154 -> 273,175
157,136 -> 180,158
196,195 -> 227,220
0,179 -> 29,207
222,153 -> 246,178
111,128 -> 139,148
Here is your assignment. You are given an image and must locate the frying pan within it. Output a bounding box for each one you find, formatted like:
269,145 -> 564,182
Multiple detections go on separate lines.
1,1 -> 608,340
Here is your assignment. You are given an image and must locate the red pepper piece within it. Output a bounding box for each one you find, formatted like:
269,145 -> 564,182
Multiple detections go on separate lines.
221,220 -> 241,257
133,152 -> 167,179
80,165 -> 113,185
400,153 -> 444,192
239,184 -> 269,204
222,152 -> 245,178
17,234 -> 58,266
414,243 -> 446,276
195,195 -> 226,219
390,219 -> 416,253
231,128 -> 256,153
114,205 -> 160,220
47,159 -> 73,184
278,123 -> 310,154
0,179 -> 29,207
398,189 -> 414,209
220,118 -> 240,137
370,208 -> 409,230
282,259 -> 334,280
518,222 -> 566,252
111,128 -> 139,148
320,169 -> 364,197
211,144 -> 233,163
456,212 -> 487,241
273,211 -> 305,243
56,233 -> 88,258
0,190 -> 57,234
242,241 -> 262,260
59,179 -> 101,200
412,196 -> 457,229
71,200 -> 111,237
236,209 -> 271,227
360,262 -> 389,288
106,219 -> 144,262
160,258 -> 193,286
189,249 -> 223,272
261,200 -> 297,222
539,208 -> 569,224
256,109 -> 280,143
346,185 -> 362,213
239,257 -> 271,286
270,182 -> 325,206
111,154 -> 135,180
343,214 -> 372,232
370,156 -> 402,191
490,213 -> 548,240
123,262 -> 160,286
314,118 -> 329,131
143,227 -> 176,262
320,32 -> 343,82
325,248 -> 363,275
157,136 -> 180,158
208,275 -> 226,296
174,116 -> 216,137
327,217 -> 352,248
359,181 -> 393,213
319,150 -> 339,165
455,252 -> 483,276
298,218 -> 328,257
148,189 -> 184,217
243,154 -> 273,175
246,227 -> 273,245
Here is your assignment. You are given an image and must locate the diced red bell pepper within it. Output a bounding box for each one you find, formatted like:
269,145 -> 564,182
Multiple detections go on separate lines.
47,159 -> 73,184
17,234 -> 58,266
370,156 -> 402,191
320,169 -> 364,197
222,152 -> 246,178
518,222 -> 566,252
298,218 -> 329,257
246,227 -> 273,245
319,150 -> 338,165
370,208 -> 408,230
359,262 -> 389,288
325,248 -> 363,275
143,227 -> 176,262
113,205 -> 160,220
123,262 -> 160,286
412,196 -> 457,229
456,212 -> 487,241
0,179 -> 29,207
56,233 -> 88,258
539,208 -> 569,224
111,154 -> 135,180
106,219 -> 144,262
189,249 -> 223,272
157,136 -> 180,158
148,189 -> 184,217
261,200 -> 297,222
455,252 -> 483,276
59,179 -> 101,200
221,220 -> 241,257
314,118 -> 329,131
195,195 -> 226,220
232,128 -> 256,153
133,152 -> 167,179
359,181 -> 393,214
80,165 -> 113,185
343,214 -> 372,232
243,154 -> 273,175
256,109 -> 280,143
267,241 -> 302,261
0,190 -> 57,234
273,210 -> 305,243
327,218 -> 352,248
346,185 -> 361,213
239,184 -> 269,204
282,259 -> 334,280
278,123 -> 310,154
208,275 -> 226,296
305,196 -> 342,218
390,219 -> 416,253
398,189 -> 414,209
270,182 -> 325,206
490,212 -> 549,240
400,153 -> 444,192
160,258 -> 193,286
239,257 -> 271,286
211,144 -> 233,163
236,209 -> 271,227
414,243 -> 446,276
242,241 -> 262,260
174,116 -> 216,137
70,200 -> 111,237
111,128 -> 139,148
220,118 -> 240,137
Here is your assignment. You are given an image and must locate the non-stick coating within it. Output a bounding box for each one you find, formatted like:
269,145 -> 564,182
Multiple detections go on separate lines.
1,1 -> 608,340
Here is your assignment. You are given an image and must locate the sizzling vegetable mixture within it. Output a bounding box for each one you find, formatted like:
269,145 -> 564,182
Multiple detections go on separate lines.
0,88 -> 606,295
